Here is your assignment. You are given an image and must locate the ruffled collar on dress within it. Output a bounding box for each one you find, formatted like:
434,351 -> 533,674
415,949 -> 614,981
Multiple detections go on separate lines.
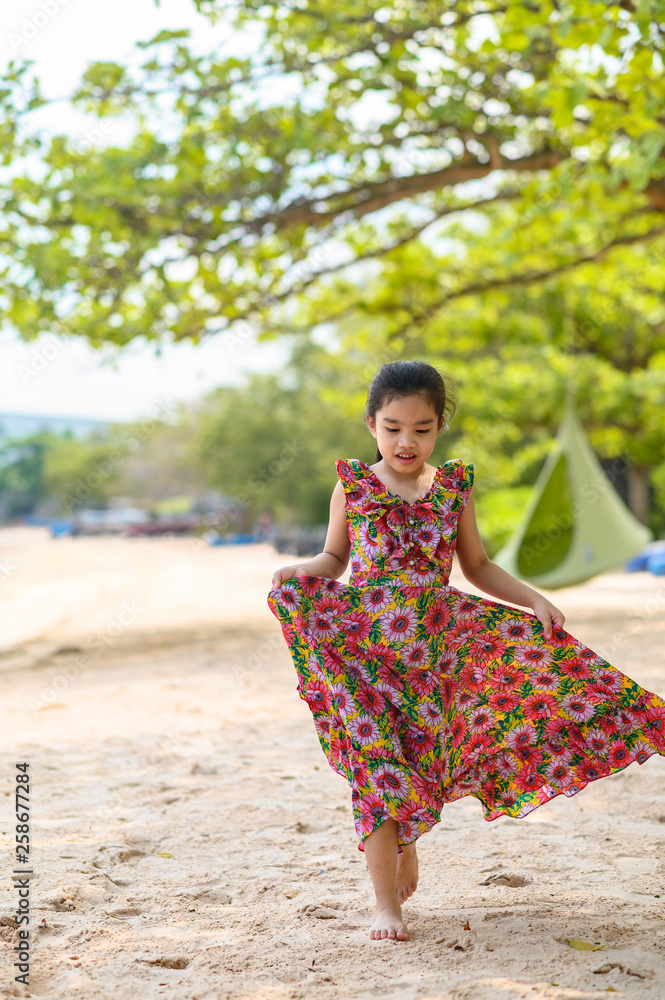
338,457 -> 465,512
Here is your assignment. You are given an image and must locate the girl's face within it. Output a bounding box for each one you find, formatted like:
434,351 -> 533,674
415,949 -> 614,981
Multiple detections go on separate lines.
366,394 -> 443,472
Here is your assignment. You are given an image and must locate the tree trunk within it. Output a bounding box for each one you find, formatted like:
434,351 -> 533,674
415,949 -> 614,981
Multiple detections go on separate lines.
626,464 -> 651,525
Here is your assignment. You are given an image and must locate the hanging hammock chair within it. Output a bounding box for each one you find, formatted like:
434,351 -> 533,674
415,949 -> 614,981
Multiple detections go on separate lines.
491,394 -> 653,589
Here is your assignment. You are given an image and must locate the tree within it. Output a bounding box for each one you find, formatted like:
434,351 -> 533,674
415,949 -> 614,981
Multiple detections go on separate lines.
0,432 -> 53,517
1,0 -> 665,347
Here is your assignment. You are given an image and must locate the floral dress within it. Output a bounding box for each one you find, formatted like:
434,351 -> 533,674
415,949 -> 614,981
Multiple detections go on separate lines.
266,457 -> 665,853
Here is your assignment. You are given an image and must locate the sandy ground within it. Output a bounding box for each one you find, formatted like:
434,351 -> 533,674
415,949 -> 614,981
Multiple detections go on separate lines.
1,526 -> 665,1000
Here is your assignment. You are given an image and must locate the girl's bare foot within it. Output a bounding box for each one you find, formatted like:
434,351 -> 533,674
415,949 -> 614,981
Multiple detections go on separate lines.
395,842 -> 418,903
368,902 -> 409,940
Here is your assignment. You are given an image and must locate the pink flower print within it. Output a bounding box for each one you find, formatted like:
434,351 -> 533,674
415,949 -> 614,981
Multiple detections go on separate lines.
544,716 -> 569,739
548,626 -> 573,646
404,725 -> 437,756
361,587 -> 394,613
615,707 -> 640,735
497,618 -> 535,643
450,717 -> 468,748
308,609 -> 340,642
646,704 -> 665,730
303,679 -> 332,712
314,715 -> 330,736
358,523 -> 382,559
447,618 -> 485,647
415,524 -> 440,550
410,772 -> 441,809
395,799 -> 432,826
348,715 -> 381,746
487,689 -> 521,714
357,683 -> 386,716
632,739 -> 654,763
357,793 -> 387,834
468,705 -> 495,732
364,642 -> 399,676
607,740 -> 633,767
516,743 -> 545,768
599,712 -> 619,736
401,640 -> 430,668
403,562 -> 441,588
449,593 -> 484,618
514,767 -> 541,793
418,700 -> 443,727
331,684 -> 353,714
505,724 -> 536,752
298,575 -> 324,596
558,658 -> 593,681
545,738 -> 569,757
272,582 -> 302,610
513,644 -> 554,669
318,642 -> 345,676
490,665 -> 527,690
544,759 -> 577,788
465,731 -> 494,759
380,606 -> 418,643
317,593 -> 346,616
645,705 -> 665,748
467,635 -> 509,666
375,682 -> 403,708
373,763 -> 410,800
406,664 -> 438,696
522,692 -> 558,721
493,751 -> 515,778
458,662 -> 489,692
346,656 -> 375,687
592,671 -> 623,695
577,645 -> 606,666
455,688 -> 481,711
423,601 -> 451,634
349,754 -> 369,787
585,728 -> 610,755
339,609 -> 373,643
531,670 -> 559,690
437,650 -> 460,675
561,692 -> 595,723
576,761 -> 605,782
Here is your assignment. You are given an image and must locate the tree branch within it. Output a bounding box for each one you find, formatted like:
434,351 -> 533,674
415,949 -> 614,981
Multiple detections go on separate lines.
386,223 -> 665,342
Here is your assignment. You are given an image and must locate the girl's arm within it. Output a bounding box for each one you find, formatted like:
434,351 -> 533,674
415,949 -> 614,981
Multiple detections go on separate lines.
455,495 -> 566,639
271,480 -> 351,588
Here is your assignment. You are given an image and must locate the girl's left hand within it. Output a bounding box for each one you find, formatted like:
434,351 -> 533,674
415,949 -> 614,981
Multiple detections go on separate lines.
530,597 -> 566,641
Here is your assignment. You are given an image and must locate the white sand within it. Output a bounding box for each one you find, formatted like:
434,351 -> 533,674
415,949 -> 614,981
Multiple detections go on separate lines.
1,526 -> 665,999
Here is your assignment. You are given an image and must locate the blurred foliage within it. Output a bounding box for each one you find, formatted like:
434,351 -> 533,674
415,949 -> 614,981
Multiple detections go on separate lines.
0,432 -> 53,517
2,333 -> 663,548
1,1 -> 665,348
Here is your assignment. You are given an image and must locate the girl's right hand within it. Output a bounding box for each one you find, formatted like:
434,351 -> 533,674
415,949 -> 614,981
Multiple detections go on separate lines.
271,564 -> 309,589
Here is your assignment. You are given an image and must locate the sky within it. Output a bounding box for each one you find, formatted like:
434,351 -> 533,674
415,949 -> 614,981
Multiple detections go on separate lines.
0,0 -> 291,422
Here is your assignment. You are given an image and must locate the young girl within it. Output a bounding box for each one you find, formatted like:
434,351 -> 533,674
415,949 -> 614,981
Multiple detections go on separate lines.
267,360 -> 665,943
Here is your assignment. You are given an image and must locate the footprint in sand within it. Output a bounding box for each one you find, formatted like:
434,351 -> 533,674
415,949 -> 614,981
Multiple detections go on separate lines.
479,872 -> 531,887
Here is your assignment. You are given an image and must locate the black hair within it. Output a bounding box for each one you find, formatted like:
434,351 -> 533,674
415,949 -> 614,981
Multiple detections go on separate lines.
364,360 -> 458,463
